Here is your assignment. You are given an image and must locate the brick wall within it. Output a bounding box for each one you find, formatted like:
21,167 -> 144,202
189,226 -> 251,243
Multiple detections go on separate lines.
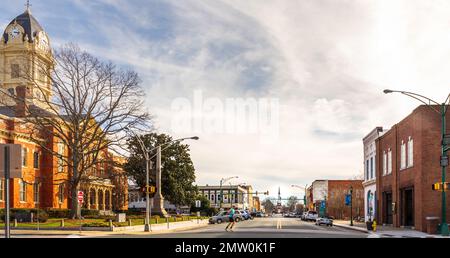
376,105 -> 450,232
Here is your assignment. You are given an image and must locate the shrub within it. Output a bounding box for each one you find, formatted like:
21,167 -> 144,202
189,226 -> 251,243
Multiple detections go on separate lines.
44,209 -> 70,218
0,209 -> 48,222
81,209 -> 100,217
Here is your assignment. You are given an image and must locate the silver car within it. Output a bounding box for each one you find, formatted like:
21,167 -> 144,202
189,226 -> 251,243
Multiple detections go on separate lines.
208,211 -> 243,224
315,217 -> 333,226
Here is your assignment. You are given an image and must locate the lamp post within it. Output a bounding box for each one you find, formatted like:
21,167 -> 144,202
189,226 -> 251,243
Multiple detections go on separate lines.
124,128 -> 199,232
384,89 -> 450,236
219,176 -> 238,209
349,185 -> 353,226
291,184 -> 307,212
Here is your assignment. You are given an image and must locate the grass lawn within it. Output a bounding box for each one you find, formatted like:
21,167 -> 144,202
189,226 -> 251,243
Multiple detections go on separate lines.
0,216 -> 209,228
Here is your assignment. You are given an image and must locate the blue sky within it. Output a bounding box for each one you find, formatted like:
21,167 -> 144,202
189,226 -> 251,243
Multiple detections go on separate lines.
2,0 -> 450,199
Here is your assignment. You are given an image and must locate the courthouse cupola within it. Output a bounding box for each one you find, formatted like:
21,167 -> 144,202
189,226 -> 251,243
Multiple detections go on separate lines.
3,8 -> 45,44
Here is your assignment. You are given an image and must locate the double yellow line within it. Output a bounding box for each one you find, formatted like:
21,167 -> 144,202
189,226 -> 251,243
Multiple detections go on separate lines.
276,219 -> 282,229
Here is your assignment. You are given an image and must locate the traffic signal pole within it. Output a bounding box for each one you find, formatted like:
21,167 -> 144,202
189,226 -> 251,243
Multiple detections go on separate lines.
441,104 -> 449,236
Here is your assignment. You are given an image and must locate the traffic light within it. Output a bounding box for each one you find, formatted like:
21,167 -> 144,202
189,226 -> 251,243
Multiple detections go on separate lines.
143,185 -> 157,197
265,191 -> 269,195
432,182 -> 449,191
255,191 -> 258,195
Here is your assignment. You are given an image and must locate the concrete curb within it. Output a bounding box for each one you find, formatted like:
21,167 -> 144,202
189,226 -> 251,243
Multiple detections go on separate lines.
4,219 -> 210,233
333,223 -> 369,233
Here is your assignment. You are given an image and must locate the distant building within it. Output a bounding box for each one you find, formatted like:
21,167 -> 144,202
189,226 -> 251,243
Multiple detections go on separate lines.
308,180 -> 364,220
252,196 -> 261,212
198,185 -> 249,210
362,127 -> 386,222
127,183 -> 189,214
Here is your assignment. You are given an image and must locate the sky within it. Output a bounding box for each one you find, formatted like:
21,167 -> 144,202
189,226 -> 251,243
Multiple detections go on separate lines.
1,0 -> 450,200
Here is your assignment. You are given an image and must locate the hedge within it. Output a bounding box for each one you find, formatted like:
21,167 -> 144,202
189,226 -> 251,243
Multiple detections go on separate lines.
0,208 -> 48,222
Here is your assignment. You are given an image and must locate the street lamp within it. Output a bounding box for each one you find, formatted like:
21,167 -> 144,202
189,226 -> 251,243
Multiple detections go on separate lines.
384,89 -> 450,236
219,176 -> 238,209
349,185 -> 353,226
124,128 -> 199,232
291,184 -> 308,211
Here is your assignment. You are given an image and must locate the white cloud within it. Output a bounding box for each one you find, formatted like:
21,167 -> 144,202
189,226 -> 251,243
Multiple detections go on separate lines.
3,0 -> 449,200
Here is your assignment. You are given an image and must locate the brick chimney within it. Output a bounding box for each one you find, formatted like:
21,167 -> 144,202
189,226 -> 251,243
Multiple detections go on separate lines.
15,85 -> 30,117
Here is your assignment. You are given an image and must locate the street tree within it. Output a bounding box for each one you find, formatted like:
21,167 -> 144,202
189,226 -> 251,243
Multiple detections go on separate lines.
1,44 -> 151,218
124,133 -> 198,207
286,196 -> 299,212
262,198 -> 275,214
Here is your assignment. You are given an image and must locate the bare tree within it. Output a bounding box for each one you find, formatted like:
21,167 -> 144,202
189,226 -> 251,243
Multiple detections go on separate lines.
286,196 -> 298,212
1,43 -> 151,218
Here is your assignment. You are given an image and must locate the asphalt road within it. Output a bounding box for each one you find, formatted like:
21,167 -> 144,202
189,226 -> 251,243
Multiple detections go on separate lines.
105,216 -> 368,238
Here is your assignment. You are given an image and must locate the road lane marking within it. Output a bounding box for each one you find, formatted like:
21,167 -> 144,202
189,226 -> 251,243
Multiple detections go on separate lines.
276,220 -> 282,229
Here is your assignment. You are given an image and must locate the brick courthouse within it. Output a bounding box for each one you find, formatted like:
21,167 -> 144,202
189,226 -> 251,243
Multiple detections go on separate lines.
0,7 -> 128,212
375,105 -> 450,232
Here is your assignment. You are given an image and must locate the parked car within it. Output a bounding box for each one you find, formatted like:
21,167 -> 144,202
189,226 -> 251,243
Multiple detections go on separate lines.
208,211 -> 243,224
246,211 -> 254,220
304,211 -> 318,221
315,216 -> 333,226
255,212 -> 264,217
301,212 -> 308,221
237,210 -> 252,220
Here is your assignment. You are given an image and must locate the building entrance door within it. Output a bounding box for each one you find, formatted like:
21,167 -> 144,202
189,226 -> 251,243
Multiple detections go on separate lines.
384,192 -> 393,224
402,188 -> 414,227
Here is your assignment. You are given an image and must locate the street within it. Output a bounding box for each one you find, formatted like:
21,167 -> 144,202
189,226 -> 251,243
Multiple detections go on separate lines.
100,215 -> 367,238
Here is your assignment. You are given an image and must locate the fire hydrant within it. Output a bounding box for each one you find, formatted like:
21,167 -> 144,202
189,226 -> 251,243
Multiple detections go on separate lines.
372,220 -> 377,232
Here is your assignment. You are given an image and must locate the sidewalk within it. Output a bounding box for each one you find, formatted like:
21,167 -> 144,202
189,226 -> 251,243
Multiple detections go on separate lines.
333,220 -> 450,238
0,219 -> 210,238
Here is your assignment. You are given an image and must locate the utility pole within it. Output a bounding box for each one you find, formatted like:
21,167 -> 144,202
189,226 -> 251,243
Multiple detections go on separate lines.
440,103 -> 449,235
350,185 -> 353,226
4,145 -> 10,238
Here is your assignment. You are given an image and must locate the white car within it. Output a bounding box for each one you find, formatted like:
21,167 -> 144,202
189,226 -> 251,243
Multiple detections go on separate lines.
304,211 -> 318,221
316,217 -> 333,226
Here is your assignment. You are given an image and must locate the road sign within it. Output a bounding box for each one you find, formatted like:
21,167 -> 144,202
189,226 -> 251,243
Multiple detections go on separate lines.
443,134 -> 450,146
441,156 -> 449,167
195,200 -> 201,208
345,194 -> 352,206
0,144 -> 22,178
77,191 -> 84,204
320,200 -> 326,208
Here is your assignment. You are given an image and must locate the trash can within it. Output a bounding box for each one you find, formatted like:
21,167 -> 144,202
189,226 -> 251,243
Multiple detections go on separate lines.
366,221 -> 373,231
426,217 -> 440,235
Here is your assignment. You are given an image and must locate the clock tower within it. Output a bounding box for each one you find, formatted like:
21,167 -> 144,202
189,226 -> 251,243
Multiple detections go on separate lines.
0,5 -> 54,114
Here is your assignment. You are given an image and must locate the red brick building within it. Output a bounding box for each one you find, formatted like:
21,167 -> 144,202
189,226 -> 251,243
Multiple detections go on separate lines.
0,7 -> 128,212
326,180 -> 364,220
307,179 -> 364,219
376,105 -> 450,232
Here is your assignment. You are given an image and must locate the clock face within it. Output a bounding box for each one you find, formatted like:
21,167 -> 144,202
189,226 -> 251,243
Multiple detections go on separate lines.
9,26 -> 21,39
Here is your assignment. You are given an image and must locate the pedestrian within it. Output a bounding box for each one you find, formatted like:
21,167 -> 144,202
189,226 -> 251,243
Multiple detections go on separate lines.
225,205 -> 236,232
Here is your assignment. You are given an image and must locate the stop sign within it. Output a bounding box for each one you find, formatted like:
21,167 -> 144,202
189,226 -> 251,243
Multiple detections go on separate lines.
78,191 -> 84,204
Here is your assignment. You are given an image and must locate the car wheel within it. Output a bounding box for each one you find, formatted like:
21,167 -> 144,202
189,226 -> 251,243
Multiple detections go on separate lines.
217,219 -> 222,224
